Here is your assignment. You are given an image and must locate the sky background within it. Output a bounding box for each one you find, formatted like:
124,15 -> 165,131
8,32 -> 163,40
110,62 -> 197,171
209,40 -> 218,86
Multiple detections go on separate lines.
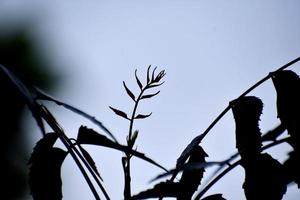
1,1 -> 300,200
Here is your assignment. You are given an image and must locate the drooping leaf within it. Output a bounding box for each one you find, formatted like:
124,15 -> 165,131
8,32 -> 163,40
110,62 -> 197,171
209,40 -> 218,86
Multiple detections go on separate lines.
271,70 -> 300,151
28,133 -> 67,200
141,91 -> 160,100
201,194 -> 226,200
78,145 -> 103,181
77,126 -> 167,171
135,69 -> 143,90
131,181 -> 181,199
135,113 -> 152,119
123,81 -> 136,101
109,106 -> 129,120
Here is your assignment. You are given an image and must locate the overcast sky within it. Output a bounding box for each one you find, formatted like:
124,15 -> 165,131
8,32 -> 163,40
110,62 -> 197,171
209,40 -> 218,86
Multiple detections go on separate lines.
1,1 -> 300,200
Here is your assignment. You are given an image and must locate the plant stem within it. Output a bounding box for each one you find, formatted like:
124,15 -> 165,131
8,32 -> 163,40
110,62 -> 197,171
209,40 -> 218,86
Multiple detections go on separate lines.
124,87 -> 146,199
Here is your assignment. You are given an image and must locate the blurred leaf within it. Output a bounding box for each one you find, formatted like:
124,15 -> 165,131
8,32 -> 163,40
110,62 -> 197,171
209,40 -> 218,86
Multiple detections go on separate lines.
135,113 -> 152,119
123,81 -> 135,101
77,126 -> 167,171
262,123 -> 286,142
109,106 -> 129,120
201,194 -> 226,200
0,64 -> 45,135
78,145 -> 103,181
141,91 -> 160,100
135,69 -> 143,90
28,133 -> 67,200
131,181 -> 181,199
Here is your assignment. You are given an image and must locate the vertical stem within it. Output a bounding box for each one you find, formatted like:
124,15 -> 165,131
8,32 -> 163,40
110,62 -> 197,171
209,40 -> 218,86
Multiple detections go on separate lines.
124,88 -> 145,200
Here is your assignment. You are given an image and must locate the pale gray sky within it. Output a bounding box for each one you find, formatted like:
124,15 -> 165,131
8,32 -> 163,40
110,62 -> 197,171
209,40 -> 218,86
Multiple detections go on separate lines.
1,1 -> 300,199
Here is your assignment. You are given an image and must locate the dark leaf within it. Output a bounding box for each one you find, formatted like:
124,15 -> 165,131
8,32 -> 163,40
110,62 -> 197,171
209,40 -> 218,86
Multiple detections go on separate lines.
28,133 -> 67,200
28,132 -> 60,164
141,91 -> 160,100
123,81 -> 135,101
78,145 -> 103,181
146,65 -> 151,84
231,96 -> 263,158
77,126 -> 167,171
242,154 -> 287,200
201,194 -> 226,200
151,67 -> 157,82
109,106 -> 129,120
135,113 -> 152,119
135,69 -> 143,90
131,181 -> 181,199
178,146 -> 208,200
271,70 -> 300,151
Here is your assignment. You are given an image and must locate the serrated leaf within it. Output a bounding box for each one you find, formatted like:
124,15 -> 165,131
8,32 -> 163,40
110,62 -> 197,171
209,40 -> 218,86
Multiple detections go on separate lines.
147,65 -> 151,83
109,106 -> 129,120
78,145 -> 103,181
77,126 -> 167,171
135,69 -> 143,90
141,91 -> 160,100
179,145 -> 208,199
123,81 -> 135,101
135,113 -> 152,119
28,133 -> 67,200
28,132 -> 60,164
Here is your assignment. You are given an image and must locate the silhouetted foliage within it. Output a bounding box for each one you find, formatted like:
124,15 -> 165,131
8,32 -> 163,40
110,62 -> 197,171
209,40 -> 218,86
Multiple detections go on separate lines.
28,132 -> 67,200
272,70 -> 300,187
232,96 -> 287,200
1,57 -> 300,200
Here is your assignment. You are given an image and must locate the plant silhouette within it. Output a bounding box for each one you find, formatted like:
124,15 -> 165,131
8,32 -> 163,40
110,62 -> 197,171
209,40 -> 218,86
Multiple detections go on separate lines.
231,96 -> 287,200
272,70 -> 300,187
0,57 -> 300,200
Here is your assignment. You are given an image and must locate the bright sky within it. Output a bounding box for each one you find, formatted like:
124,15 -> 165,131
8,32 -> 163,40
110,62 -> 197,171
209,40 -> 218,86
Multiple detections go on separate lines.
1,1 -> 300,200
